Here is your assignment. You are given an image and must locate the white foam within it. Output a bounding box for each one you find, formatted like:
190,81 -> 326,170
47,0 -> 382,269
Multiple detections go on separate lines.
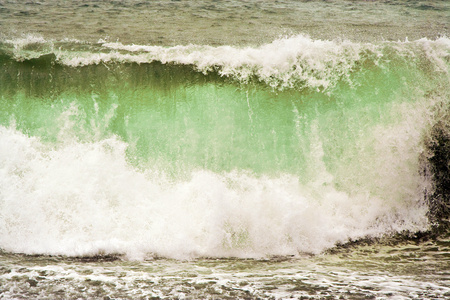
68,36 -> 370,90
0,121 -> 429,259
2,35 -> 449,90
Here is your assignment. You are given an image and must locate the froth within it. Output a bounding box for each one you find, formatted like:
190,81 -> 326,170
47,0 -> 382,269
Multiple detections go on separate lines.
0,124 -> 429,259
2,35 -> 449,90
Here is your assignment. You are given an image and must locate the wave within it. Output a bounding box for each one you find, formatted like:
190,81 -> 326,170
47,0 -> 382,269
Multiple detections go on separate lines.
1,34 -> 448,91
0,34 -> 449,259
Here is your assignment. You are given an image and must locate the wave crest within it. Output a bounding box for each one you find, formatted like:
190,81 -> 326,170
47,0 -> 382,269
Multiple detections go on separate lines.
1,35 -> 448,91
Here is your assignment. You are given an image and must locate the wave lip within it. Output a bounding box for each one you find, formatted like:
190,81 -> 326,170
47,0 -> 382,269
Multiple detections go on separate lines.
1,35 -> 449,90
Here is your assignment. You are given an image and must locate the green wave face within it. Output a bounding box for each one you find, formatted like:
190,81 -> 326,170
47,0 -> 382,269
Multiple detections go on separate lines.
0,37 -> 448,258
1,42 -> 445,181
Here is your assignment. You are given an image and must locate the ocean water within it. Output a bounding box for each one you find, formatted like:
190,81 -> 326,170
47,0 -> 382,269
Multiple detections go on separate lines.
0,0 -> 449,299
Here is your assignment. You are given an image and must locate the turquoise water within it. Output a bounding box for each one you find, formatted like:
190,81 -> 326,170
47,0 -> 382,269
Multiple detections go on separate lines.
0,0 -> 449,298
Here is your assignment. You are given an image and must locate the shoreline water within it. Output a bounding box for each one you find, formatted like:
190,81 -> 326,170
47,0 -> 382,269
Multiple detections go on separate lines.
1,235 -> 449,299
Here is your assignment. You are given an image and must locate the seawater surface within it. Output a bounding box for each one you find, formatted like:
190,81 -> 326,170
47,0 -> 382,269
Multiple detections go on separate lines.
0,0 -> 448,44
0,0 -> 449,299
1,238 -> 449,299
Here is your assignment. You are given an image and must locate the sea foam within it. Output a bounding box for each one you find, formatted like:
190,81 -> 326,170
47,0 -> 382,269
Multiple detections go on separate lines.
2,35 -> 448,90
0,118 -> 429,259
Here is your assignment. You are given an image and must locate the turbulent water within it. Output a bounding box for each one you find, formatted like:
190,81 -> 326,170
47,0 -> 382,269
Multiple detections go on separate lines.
0,0 -> 449,299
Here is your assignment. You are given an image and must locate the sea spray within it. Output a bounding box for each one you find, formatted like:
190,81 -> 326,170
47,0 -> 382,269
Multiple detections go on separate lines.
0,35 -> 449,259
0,124 -> 430,259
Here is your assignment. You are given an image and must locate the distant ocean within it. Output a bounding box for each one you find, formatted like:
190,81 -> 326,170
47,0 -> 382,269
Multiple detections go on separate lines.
0,1 -> 449,299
